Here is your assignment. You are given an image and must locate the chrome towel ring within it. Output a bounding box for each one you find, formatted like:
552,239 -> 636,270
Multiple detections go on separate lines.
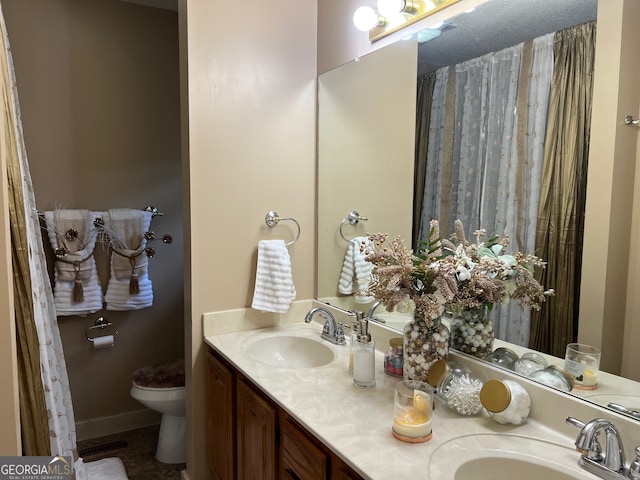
265,211 -> 301,247
339,210 -> 368,242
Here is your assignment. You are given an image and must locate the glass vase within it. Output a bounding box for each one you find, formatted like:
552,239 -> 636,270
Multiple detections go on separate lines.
403,313 -> 450,383
448,306 -> 494,358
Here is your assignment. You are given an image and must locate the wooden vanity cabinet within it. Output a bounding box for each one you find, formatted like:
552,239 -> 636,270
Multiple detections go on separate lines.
206,347 -> 364,480
206,350 -> 235,480
236,378 -> 278,479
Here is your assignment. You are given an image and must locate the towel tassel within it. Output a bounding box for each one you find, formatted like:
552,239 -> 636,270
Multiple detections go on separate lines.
129,257 -> 140,294
73,262 -> 84,302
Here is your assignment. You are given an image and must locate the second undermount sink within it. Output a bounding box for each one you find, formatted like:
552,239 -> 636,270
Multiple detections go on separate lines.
454,455 -> 589,480
429,433 -> 595,480
249,335 -> 335,369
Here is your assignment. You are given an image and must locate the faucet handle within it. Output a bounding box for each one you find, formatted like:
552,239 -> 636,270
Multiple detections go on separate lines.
566,417 -> 603,460
630,447 -> 640,480
335,323 -> 347,343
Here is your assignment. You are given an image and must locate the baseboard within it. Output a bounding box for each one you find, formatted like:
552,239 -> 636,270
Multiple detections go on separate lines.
76,408 -> 161,442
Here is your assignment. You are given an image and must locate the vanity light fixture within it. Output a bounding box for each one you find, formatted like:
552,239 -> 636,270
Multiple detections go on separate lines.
377,0 -> 425,17
354,0 -> 462,42
353,6 -> 384,32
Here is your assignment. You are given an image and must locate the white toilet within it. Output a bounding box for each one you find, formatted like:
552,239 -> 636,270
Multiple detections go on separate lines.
130,359 -> 186,464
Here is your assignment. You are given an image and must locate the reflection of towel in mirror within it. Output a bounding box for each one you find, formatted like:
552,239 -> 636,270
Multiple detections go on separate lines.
251,239 -> 296,313
337,236 -> 374,304
44,209 -> 103,316
103,208 -> 154,311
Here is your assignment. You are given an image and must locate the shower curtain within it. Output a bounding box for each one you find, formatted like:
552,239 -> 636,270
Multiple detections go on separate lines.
1,4 -> 86,477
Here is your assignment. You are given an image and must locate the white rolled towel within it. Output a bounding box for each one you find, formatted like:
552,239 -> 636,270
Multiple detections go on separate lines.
251,239 -> 296,313
338,240 -> 356,295
337,236 -> 374,302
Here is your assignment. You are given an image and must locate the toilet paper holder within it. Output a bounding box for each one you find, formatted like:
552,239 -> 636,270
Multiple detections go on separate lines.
86,316 -> 118,343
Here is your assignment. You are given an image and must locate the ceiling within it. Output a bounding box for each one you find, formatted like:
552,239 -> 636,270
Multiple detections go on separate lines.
418,0 -> 598,74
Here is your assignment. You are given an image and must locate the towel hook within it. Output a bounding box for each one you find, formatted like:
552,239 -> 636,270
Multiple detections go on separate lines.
339,210 -> 368,242
264,211 -> 301,247
144,206 -> 164,216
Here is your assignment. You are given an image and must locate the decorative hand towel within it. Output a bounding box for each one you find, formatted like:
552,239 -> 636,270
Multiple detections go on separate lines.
103,208 -> 154,311
338,240 -> 357,295
337,236 -> 374,303
251,239 -> 296,313
43,209 -> 103,316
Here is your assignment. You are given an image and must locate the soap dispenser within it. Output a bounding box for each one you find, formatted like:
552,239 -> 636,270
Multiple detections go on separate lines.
353,315 -> 376,388
348,312 -> 363,374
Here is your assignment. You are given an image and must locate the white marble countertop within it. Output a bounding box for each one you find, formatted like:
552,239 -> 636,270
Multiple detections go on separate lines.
204,320 -> 598,479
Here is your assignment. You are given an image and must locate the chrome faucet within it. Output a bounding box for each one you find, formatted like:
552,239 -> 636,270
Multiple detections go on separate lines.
566,417 -> 635,480
365,300 -> 386,324
304,307 -> 346,345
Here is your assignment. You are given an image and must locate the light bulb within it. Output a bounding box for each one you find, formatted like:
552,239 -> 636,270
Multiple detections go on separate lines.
377,0 -> 405,18
353,6 -> 380,32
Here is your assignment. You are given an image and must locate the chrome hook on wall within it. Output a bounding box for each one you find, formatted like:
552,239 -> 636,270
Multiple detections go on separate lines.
264,211 -> 301,247
624,115 -> 640,127
339,210 -> 368,242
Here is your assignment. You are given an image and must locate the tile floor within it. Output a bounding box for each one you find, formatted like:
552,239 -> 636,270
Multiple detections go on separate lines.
78,425 -> 185,480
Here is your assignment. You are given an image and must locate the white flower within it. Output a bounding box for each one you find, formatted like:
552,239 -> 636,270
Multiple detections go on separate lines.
456,265 -> 472,281
396,297 -> 416,313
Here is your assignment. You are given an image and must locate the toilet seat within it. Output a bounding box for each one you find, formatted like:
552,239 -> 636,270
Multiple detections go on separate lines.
133,359 -> 185,389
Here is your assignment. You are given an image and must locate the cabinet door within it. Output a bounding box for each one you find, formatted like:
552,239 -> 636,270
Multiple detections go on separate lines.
206,351 -> 235,480
280,415 -> 328,480
331,455 -> 363,480
236,378 -> 277,480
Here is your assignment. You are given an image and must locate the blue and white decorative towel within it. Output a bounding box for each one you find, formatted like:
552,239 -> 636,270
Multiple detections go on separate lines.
337,236 -> 374,304
44,209 -> 103,316
251,239 -> 296,313
103,208 -> 154,311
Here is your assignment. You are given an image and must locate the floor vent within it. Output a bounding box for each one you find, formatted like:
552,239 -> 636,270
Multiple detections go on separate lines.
79,439 -> 128,459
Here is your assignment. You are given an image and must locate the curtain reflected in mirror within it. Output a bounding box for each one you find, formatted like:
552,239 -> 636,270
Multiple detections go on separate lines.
413,21 -> 596,357
529,22 -> 596,358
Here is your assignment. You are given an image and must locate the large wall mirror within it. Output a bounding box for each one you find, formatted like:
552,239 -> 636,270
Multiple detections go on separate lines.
317,0 -> 640,420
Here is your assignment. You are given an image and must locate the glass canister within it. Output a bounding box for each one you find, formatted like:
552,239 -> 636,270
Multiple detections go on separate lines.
483,347 -> 519,371
514,352 -> 548,377
529,365 -> 575,392
448,306 -> 494,358
479,379 -> 531,425
428,359 -> 484,416
384,337 -> 404,377
403,313 -> 449,384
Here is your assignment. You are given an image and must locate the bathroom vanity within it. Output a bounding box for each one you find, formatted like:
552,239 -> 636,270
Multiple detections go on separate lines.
203,307 -> 639,480
206,347 -> 362,479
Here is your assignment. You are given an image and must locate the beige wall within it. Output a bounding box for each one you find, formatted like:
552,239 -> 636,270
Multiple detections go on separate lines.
2,0 -> 183,434
579,0 -> 640,377
317,40 -> 417,304
183,0 -> 317,478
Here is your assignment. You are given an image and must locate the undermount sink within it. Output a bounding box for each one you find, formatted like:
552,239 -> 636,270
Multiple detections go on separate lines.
454,455 -> 589,480
429,433 -> 595,480
249,335 -> 335,369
